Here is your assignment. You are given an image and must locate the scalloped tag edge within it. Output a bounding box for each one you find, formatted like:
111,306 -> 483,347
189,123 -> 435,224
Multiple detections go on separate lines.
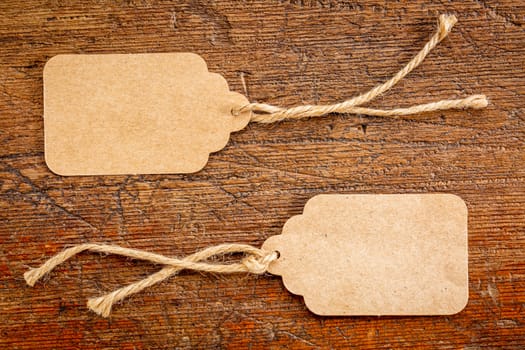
43,53 -> 251,175
262,193 -> 469,316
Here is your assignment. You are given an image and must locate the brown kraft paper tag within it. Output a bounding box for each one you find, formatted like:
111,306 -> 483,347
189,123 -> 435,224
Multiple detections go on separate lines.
262,193 -> 469,316
43,53 -> 251,175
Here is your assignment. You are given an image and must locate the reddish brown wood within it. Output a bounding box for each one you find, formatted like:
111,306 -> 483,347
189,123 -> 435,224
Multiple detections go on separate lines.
1,1 -> 524,348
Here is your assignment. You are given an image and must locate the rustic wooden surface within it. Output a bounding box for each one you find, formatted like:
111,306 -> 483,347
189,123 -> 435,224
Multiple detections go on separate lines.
1,1 -> 524,349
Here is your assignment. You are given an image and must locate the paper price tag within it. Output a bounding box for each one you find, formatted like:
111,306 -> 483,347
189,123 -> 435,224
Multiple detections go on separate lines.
44,53 -> 250,175
263,194 -> 469,315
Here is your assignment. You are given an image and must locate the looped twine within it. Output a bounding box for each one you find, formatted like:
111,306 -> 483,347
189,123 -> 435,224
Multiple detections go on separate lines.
24,243 -> 278,317
242,251 -> 279,274
232,14 -> 488,123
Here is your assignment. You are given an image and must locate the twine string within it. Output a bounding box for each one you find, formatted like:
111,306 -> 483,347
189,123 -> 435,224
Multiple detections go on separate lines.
234,14 -> 488,123
24,243 -> 278,317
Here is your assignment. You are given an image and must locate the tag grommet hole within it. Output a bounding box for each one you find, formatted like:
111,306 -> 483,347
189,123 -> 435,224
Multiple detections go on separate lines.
231,107 -> 240,116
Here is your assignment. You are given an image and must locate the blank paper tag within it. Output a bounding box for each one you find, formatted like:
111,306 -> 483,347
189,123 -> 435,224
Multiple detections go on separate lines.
262,194 -> 469,316
43,53 -> 251,175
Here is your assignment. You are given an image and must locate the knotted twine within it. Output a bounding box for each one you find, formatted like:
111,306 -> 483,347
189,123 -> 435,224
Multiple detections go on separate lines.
25,14 -> 488,318
234,14 -> 487,122
24,243 -> 278,317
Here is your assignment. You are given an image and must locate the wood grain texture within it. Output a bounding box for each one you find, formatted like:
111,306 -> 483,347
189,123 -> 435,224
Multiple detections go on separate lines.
1,0 -> 524,348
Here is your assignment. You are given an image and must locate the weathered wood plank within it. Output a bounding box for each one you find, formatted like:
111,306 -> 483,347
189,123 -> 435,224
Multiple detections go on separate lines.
1,1 -> 524,348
